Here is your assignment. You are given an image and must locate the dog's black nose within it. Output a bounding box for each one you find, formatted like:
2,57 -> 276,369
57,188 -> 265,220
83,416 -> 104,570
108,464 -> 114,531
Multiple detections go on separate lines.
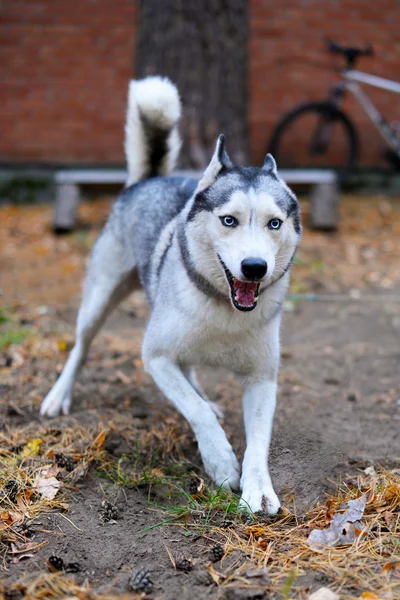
241,258 -> 268,281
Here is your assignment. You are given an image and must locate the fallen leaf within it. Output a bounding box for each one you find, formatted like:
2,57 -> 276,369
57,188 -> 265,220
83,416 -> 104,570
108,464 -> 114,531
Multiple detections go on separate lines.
308,494 -> 367,550
207,564 -> 225,585
384,484 -> 400,508
42,463 -> 59,478
364,466 -> 377,478
21,438 -> 43,457
116,369 -> 131,384
16,493 -> 32,517
354,526 -> 368,537
244,525 -> 266,538
383,511 -> 396,530
361,593 -> 380,600
308,587 -> 339,600
382,562 -> 398,574
95,431 -> 106,451
68,464 -> 88,483
1,511 -> 13,524
33,476 -> 60,500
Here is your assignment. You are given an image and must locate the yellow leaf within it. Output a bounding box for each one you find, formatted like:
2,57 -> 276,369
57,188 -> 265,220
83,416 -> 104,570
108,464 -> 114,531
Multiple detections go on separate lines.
362,593 -> 380,599
21,438 -> 43,457
57,339 -> 73,352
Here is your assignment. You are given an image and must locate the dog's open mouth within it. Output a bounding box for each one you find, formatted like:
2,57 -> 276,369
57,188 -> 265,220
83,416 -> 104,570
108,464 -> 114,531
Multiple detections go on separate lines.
219,258 -> 260,312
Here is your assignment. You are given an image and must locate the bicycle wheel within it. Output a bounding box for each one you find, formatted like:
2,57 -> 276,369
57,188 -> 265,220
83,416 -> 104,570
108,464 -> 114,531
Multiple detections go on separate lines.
268,102 -> 359,180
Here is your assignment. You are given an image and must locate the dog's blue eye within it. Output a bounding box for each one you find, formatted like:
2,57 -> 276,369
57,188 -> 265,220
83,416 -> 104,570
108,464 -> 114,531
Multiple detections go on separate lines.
220,215 -> 238,228
268,218 -> 282,230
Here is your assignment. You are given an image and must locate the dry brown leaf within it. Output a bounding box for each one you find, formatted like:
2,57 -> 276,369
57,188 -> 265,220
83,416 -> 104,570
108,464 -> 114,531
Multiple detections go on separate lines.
308,494 -> 367,549
116,369 -> 131,384
15,493 -> 32,517
95,430 -> 106,451
383,511 -> 396,530
384,484 -> 400,508
1,511 -> 13,523
207,564 -> 225,585
42,463 -> 59,478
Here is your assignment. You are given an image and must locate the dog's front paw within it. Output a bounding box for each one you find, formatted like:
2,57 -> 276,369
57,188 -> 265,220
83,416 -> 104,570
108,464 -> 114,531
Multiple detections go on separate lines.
40,383 -> 71,417
200,438 -> 240,491
239,481 -> 281,516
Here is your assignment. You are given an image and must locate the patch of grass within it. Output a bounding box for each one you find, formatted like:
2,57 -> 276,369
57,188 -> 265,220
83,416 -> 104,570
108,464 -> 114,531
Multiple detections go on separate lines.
0,329 -> 30,349
0,424 -> 109,566
0,308 -> 11,324
281,568 -> 298,600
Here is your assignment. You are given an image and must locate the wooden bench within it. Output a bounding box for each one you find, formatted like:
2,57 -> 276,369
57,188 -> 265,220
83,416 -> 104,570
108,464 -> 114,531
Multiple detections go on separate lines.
53,168 -> 339,232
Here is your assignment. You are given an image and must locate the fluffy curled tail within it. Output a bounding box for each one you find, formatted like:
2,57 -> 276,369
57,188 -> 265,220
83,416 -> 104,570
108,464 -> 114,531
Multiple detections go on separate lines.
124,76 -> 181,186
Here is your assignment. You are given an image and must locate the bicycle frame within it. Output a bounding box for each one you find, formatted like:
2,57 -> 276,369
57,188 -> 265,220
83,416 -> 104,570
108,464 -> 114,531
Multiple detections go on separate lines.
338,70 -> 400,156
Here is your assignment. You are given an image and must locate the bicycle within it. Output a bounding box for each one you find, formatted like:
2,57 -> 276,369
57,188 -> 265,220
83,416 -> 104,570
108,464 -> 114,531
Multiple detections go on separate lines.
268,39 -> 400,179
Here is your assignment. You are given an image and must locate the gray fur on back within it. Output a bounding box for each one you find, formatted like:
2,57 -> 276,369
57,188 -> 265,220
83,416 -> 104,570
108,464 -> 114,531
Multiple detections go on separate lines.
108,176 -> 197,293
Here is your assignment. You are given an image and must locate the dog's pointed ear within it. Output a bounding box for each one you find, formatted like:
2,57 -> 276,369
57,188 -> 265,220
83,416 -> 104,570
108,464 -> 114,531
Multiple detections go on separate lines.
196,134 -> 233,193
263,153 -> 278,176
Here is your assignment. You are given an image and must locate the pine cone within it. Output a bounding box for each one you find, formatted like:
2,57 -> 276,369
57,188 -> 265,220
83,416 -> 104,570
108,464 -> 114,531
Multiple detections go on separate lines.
175,557 -> 193,573
48,555 -> 64,572
129,568 -> 153,593
4,480 -> 19,503
188,476 -> 203,497
220,518 -> 234,529
209,544 -> 224,562
55,453 -> 75,472
100,500 -> 120,522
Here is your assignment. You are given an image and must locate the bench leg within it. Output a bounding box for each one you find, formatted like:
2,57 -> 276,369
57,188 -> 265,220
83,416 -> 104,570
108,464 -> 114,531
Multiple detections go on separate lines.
308,182 -> 339,231
53,183 -> 80,234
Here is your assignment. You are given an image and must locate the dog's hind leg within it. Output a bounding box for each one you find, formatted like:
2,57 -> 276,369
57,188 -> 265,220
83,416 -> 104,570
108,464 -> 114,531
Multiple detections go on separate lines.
40,229 -> 138,417
183,367 -> 224,419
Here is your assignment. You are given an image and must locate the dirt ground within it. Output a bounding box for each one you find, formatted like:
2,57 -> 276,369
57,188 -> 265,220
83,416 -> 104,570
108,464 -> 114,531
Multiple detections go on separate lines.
1,196 -> 400,599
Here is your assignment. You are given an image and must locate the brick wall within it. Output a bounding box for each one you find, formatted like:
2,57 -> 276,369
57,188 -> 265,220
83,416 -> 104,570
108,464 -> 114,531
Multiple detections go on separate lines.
1,0 -> 399,167
0,0 -> 136,165
250,0 -> 400,166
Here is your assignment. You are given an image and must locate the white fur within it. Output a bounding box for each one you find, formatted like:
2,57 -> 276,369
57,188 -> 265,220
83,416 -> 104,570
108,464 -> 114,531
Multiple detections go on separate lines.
196,136 -> 224,192
125,76 -> 181,186
41,81 -> 300,516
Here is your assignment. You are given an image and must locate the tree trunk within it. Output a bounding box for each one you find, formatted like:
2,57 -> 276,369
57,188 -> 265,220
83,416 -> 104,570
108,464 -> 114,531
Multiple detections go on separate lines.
135,0 -> 249,168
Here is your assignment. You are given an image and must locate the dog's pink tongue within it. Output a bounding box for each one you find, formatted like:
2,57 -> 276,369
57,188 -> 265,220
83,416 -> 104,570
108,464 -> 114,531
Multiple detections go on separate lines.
233,279 -> 258,307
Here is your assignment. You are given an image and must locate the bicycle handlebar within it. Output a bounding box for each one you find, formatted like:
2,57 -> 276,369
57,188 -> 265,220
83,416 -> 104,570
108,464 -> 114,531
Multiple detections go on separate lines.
325,38 -> 374,68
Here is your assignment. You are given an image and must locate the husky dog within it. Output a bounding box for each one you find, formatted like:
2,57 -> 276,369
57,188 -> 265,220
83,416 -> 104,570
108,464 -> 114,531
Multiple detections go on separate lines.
41,76 -> 301,514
